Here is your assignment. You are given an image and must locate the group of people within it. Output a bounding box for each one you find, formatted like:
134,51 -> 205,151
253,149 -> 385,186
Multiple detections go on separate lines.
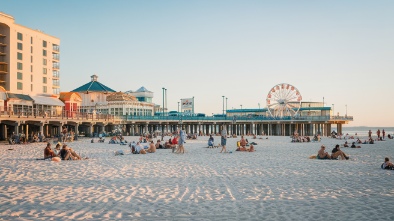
317,144 -> 349,160
9,131 -> 47,145
291,136 -> 311,143
44,142 -> 83,161
235,135 -> 255,152
128,128 -> 187,154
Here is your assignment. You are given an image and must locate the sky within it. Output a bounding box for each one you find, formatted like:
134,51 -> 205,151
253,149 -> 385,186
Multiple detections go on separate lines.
2,0 -> 394,126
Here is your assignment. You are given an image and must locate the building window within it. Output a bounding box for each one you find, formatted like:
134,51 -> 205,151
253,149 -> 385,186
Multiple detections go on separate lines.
31,84 -> 33,91
30,37 -> 33,44
17,82 -> 23,90
31,56 -> 33,63
43,86 -> 47,93
43,68 -> 47,74
43,58 -> 47,65
17,62 -> 23,70
53,79 -> 59,86
43,40 -> 47,48
31,46 -> 33,53
43,50 -> 47,56
31,65 -> 33,72
17,42 -> 23,50
43,77 -> 47,84
53,88 -> 60,95
17,32 -> 23,40
17,52 -> 22,60
31,75 -> 33,82
17,72 -> 23,80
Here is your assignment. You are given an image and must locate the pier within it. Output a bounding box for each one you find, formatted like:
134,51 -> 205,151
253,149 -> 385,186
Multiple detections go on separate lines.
0,109 -> 352,140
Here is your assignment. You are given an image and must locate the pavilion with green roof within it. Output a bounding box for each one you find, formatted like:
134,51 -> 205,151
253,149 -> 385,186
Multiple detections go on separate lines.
71,75 -> 116,93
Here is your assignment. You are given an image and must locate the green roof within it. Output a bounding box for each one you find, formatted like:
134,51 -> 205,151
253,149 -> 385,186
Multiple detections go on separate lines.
7,93 -> 33,101
71,81 -> 116,93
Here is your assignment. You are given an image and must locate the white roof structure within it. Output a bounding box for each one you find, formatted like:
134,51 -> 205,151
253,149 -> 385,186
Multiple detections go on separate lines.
31,95 -> 65,106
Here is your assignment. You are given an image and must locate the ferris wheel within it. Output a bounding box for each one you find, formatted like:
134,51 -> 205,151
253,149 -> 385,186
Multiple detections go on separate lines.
266,83 -> 302,118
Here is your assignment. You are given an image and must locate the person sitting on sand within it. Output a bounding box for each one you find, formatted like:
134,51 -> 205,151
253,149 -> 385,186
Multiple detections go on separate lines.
240,136 -> 247,148
58,144 -> 72,160
331,144 -> 349,160
155,139 -> 163,149
208,135 -> 214,147
382,157 -> 394,170
147,141 -> 156,153
53,143 -> 61,155
44,143 -> 56,159
248,144 -> 255,152
134,142 -> 146,154
344,141 -> 349,147
129,141 -> 136,153
317,145 -> 331,159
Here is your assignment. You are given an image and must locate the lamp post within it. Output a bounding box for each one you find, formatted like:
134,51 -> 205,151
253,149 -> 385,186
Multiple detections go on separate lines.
162,87 -> 165,117
222,96 -> 225,116
258,103 -> 260,116
240,104 -> 242,109
178,102 -> 180,113
226,97 -> 228,114
345,104 -> 347,116
332,104 -> 334,116
165,88 -> 167,116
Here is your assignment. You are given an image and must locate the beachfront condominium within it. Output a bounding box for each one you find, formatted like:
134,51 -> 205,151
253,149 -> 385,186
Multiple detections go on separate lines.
0,12 -> 60,96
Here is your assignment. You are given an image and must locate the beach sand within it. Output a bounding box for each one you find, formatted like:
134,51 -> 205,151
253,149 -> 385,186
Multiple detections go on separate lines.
1,135 -> 393,220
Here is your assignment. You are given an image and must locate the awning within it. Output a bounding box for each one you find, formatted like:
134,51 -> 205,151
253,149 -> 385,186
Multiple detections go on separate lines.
31,95 -> 65,106
7,93 -> 34,101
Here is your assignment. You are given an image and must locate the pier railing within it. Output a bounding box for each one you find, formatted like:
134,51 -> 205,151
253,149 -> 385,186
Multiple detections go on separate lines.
0,107 -> 353,124
123,115 -> 353,122
0,108 -> 115,122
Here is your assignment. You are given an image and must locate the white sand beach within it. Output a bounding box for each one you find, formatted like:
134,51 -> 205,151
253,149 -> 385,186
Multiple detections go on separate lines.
1,135 -> 393,220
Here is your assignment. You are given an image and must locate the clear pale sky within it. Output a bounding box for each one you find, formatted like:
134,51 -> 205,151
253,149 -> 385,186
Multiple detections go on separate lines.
2,0 -> 394,126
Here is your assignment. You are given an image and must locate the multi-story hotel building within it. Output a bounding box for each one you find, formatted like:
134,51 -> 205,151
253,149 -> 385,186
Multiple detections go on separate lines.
0,12 -> 63,115
0,12 -> 60,95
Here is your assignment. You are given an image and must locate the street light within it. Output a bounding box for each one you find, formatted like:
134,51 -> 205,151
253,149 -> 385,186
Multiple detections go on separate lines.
332,104 -> 334,116
165,88 -> 167,116
226,97 -> 228,114
178,102 -> 180,113
345,104 -> 347,116
222,96 -> 225,115
258,103 -> 260,116
162,87 -> 165,117
240,104 -> 243,109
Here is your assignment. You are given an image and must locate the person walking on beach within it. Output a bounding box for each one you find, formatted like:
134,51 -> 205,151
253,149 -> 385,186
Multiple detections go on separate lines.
176,127 -> 186,154
62,125 -> 68,142
382,129 -> 386,140
220,125 -> 227,153
377,129 -> 381,139
368,130 -> 372,138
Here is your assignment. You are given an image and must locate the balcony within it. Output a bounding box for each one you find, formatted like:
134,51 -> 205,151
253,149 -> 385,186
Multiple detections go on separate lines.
52,54 -> 60,61
52,45 -> 60,53
53,71 -> 60,78
0,43 -> 6,47
52,63 -> 60,70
